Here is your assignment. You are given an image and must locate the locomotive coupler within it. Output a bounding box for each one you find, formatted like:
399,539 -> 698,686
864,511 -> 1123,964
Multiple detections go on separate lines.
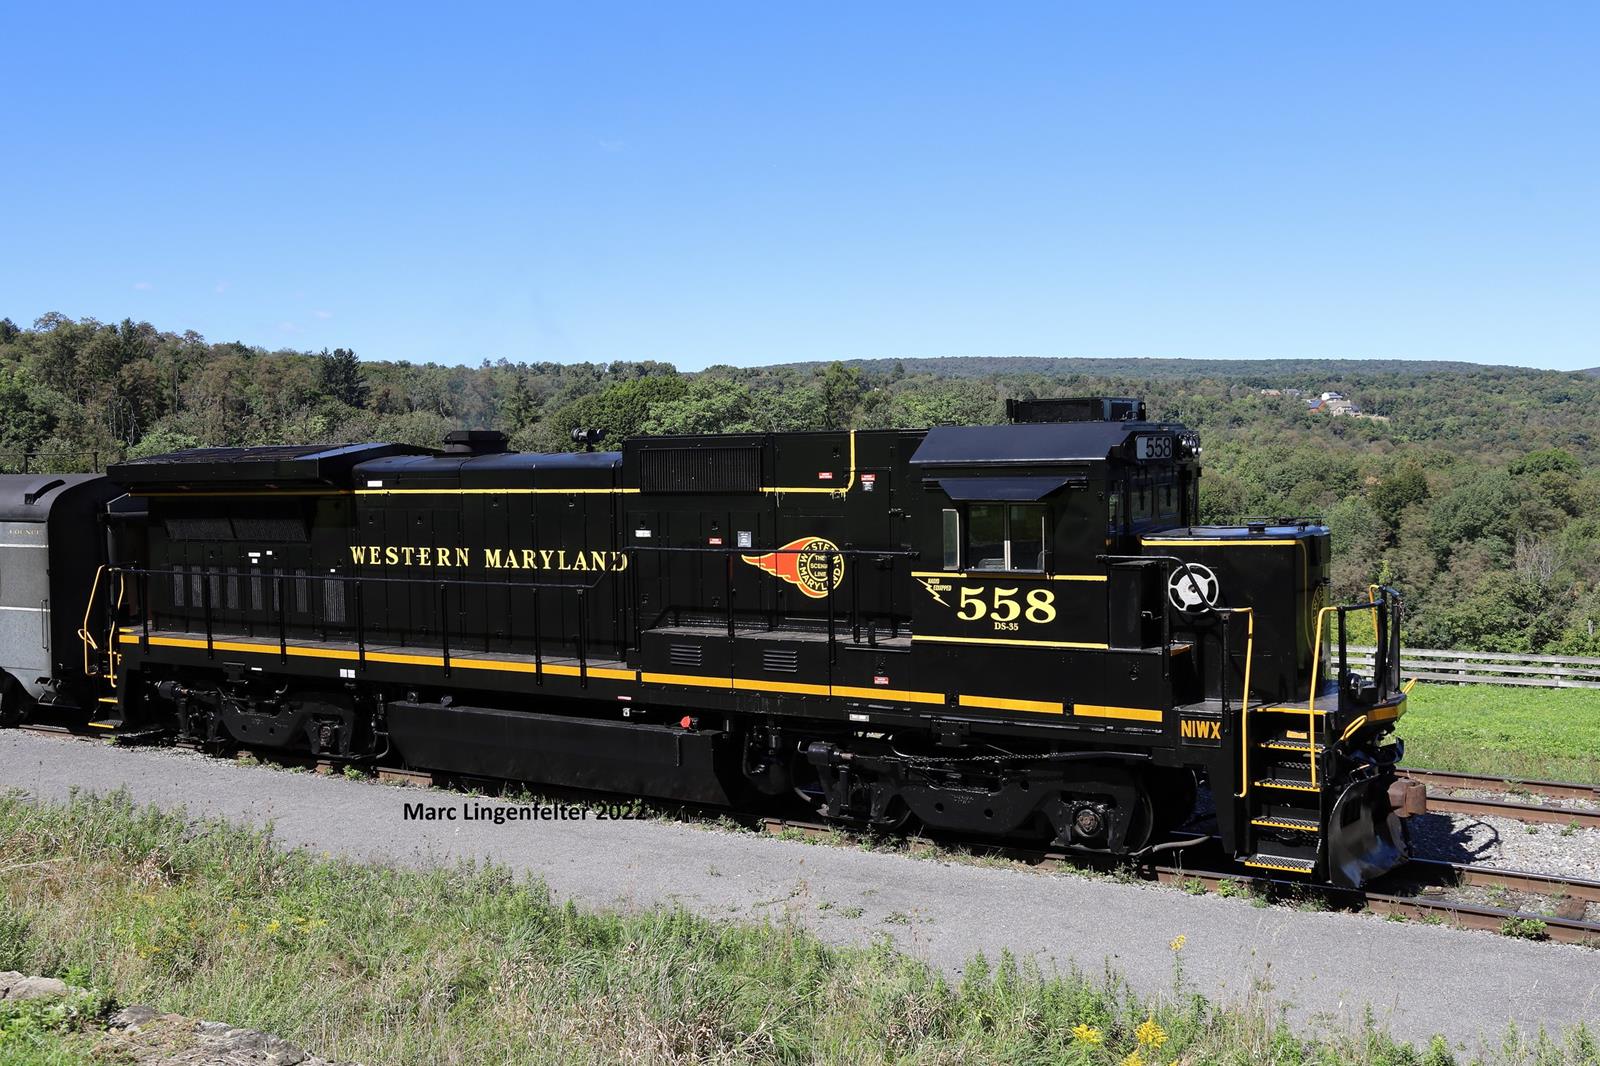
1387,777 -> 1427,818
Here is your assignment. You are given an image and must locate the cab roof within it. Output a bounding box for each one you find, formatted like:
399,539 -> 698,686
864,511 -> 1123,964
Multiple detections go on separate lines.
909,421 -> 1180,467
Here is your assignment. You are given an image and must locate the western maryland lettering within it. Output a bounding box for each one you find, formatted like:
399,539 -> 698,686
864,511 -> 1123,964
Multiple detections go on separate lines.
348,545 -> 629,572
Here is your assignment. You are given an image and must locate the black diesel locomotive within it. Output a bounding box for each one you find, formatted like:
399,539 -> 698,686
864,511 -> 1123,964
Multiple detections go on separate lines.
23,398 -> 1419,886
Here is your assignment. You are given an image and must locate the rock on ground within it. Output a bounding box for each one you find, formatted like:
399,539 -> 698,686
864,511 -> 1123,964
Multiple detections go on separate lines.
0,970 -> 353,1066
102,1006 -> 351,1066
0,970 -> 72,1001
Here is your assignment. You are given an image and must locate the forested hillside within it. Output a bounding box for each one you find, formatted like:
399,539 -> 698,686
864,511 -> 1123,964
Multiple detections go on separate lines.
3,313 -> 1597,657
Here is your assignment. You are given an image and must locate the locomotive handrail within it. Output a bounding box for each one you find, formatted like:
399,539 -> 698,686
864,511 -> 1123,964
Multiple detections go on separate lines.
109,566 -> 608,594
1307,586 -> 1405,716
623,544 -> 919,662
109,565 -> 609,685
1233,606 -> 1254,799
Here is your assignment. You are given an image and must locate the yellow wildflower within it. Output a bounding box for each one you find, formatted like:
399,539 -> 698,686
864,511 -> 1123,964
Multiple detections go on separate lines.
1121,1052 -> 1144,1066
1169,934 -> 1187,952
264,920 -> 281,934
1071,1023 -> 1104,1045
1135,1017 -> 1168,1048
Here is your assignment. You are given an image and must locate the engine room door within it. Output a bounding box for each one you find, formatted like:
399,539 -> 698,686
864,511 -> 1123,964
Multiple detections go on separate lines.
627,509 -> 664,632
723,511 -> 766,630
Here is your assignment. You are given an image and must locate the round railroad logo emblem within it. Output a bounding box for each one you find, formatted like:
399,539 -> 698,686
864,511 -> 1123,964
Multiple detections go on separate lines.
1167,563 -> 1220,613
741,536 -> 844,599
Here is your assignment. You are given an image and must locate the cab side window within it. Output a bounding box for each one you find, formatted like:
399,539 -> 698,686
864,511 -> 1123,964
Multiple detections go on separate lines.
961,503 -> 1045,572
1008,504 -> 1045,570
941,509 -> 961,570
967,505 -> 1007,569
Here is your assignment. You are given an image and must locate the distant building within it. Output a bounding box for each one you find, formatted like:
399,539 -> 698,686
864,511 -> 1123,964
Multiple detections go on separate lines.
1305,393 -> 1366,417
1258,388 -> 1282,397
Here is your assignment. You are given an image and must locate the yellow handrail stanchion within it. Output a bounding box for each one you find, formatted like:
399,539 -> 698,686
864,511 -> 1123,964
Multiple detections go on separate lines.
1233,607 -> 1254,798
78,565 -> 106,676
1307,605 -> 1340,789
106,572 -> 126,687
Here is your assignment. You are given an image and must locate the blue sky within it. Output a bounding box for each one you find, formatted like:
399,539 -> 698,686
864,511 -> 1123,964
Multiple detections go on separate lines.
3,3 -> 1596,371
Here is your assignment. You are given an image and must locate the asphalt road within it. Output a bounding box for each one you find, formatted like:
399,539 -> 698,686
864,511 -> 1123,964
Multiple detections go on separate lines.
3,730 -> 1595,1053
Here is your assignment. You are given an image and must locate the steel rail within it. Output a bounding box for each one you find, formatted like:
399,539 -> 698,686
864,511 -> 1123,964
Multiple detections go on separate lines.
1404,767 -> 1600,802
1405,767 -> 1600,830
1148,865 -> 1600,945
762,818 -> 1600,945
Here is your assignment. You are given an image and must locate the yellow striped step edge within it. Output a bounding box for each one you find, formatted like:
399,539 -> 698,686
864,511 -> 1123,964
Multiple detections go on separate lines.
1250,816 -> 1320,833
1243,854 -> 1316,874
1254,778 -> 1320,793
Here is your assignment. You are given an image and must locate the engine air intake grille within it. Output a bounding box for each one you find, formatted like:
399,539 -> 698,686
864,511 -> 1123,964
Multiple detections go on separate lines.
761,648 -> 799,673
668,643 -> 703,668
639,446 -> 761,494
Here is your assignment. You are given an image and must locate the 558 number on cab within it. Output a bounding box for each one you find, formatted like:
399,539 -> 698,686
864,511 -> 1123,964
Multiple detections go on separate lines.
956,586 -> 1057,631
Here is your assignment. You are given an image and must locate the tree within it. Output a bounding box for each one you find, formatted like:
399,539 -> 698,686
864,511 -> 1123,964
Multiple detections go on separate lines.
1369,463 -> 1429,531
820,362 -> 862,430
318,348 -> 369,408
1425,471 -> 1519,558
537,374 -> 687,450
504,374 -> 535,430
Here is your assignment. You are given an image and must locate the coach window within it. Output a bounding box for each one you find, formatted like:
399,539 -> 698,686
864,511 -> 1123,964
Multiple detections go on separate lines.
941,509 -> 961,570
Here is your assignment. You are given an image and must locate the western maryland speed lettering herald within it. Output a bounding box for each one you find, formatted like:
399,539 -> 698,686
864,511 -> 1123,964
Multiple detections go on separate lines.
347,545 -> 630,571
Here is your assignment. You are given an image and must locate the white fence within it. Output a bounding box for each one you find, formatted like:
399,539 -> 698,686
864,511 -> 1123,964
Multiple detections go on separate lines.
1348,646 -> 1600,689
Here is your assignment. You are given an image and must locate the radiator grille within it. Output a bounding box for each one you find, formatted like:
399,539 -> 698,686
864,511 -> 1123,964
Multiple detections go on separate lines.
639,445 -> 761,494
761,648 -> 799,673
668,643 -> 703,668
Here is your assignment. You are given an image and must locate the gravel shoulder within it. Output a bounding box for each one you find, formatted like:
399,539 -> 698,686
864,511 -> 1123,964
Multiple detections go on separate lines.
4,731 -> 1598,1053
1410,808 -> 1600,882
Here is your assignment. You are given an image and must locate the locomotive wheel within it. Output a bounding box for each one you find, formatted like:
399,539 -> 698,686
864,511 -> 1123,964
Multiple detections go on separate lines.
0,674 -> 29,728
1124,787 -> 1156,851
1146,768 -> 1199,835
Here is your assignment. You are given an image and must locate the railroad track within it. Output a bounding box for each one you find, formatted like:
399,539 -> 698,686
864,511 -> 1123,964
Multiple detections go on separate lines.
15,722 -> 1600,943
1406,767 -> 1600,831
762,817 -> 1600,946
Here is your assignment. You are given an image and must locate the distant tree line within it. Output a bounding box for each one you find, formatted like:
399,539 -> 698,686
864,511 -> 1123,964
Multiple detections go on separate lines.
2,312 -> 1597,656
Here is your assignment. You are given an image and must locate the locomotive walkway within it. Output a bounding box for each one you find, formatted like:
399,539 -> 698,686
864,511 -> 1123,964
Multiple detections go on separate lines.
4,730 -> 1597,1053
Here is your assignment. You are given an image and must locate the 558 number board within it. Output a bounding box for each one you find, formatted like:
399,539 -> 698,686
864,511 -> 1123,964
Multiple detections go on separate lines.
1134,434 -> 1172,460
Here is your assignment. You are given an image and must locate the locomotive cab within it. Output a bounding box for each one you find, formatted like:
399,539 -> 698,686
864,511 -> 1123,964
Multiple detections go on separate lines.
908,398 -> 1413,885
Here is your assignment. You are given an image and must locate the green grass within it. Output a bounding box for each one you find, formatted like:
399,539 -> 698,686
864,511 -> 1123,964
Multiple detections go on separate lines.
6,792 -> 1594,1065
1397,683 -> 1600,784
0,993 -> 109,1065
